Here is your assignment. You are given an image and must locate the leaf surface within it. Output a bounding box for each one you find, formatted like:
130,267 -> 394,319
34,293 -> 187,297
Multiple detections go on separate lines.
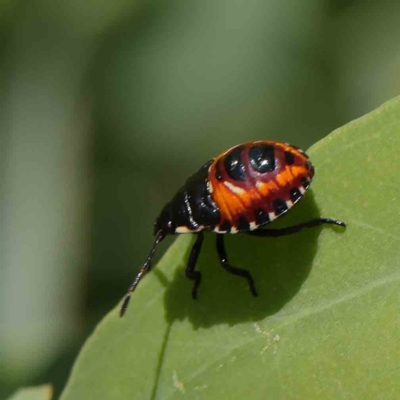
7,385 -> 52,400
61,97 -> 400,400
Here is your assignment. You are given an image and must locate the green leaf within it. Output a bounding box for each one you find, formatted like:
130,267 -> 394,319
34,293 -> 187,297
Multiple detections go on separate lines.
7,385 -> 52,400
61,97 -> 400,399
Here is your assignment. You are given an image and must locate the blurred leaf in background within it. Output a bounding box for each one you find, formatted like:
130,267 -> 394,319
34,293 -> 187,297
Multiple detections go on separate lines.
1,0 -> 400,398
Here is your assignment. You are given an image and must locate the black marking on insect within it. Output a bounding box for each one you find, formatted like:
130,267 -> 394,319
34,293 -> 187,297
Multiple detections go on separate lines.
249,143 -> 276,173
223,145 -> 246,181
284,150 -> 295,165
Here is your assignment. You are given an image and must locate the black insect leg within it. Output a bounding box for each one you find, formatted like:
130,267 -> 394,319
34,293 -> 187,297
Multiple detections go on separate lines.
216,234 -> 258,297
186,232 -> 204,299
247,218 -> 346,238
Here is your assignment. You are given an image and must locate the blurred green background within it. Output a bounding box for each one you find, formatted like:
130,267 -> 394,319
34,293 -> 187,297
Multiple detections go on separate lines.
1,0 -> 400,398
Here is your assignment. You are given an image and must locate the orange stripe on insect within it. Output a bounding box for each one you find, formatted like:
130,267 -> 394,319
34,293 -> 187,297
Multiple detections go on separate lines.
221,188 -> 248,217
275,169 -> 293,187
255,180 -> 279,197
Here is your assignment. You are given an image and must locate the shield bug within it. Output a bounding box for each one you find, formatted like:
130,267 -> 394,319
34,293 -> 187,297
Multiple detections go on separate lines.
120,141 -> 345,316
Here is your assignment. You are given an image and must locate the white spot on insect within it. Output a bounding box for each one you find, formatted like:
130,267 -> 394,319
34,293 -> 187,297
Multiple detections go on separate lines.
172,370 -> 185,393
175,225 -> 204,233
286,200 -> 293,209
175,226 -> 192,233
268,212 -> 277,221
256,181 -> 263,189
208,180 -> 213,193
230,226 -> 238,234
249,222 -> 258,231
299,186 -> 306,195
223,181 -> 245,195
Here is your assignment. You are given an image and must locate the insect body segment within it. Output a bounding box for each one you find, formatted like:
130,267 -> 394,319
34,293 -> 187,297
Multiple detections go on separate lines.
153,159 -> 220,235
120,141 -> 345,317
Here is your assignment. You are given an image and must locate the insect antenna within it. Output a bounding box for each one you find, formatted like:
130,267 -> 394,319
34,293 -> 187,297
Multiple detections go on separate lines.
120,230 -> 165,317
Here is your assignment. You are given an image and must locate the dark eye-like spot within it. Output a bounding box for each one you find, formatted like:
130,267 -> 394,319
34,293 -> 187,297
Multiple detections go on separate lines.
237,216 -> 250,231
273,198 -> 288,215
219,219 -> 232,232
255,208 -> 270,225
249,144 -> 276,173
215,159 -> 223,181
290,187 -> 302,202
223,146 -> 246,181
301,177 -> 310,189
284,151 -> 295,165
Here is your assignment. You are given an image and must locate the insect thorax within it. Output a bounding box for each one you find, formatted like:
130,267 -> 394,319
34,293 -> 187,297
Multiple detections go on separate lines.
154,160 -> 220,235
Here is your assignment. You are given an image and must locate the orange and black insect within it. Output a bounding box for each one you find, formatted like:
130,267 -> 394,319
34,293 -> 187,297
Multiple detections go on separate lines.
120,141 -> 346,316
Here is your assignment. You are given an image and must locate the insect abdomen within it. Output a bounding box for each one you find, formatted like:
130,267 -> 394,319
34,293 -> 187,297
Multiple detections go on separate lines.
208,141 -> 314,233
